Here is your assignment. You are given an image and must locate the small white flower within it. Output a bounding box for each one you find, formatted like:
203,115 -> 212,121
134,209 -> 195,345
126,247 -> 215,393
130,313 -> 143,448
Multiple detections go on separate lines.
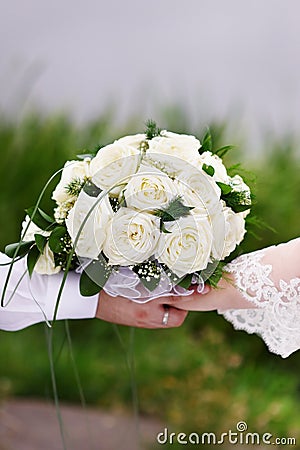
103,207 -> 160,265
66,190 -> 113,260
52,159 -> 90,205
124,164 -> 179,211
156,214 -> 213,278
54,200 -> 76,224
90,142 -> 140,196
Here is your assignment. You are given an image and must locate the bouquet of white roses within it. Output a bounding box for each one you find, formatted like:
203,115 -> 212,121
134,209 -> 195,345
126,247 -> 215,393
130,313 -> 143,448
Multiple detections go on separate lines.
3,121 -> 252,311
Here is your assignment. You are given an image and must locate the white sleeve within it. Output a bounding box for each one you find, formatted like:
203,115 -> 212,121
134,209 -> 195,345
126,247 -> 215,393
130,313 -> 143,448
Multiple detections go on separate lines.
0,252 -> 99,331
218,238 -> 300,358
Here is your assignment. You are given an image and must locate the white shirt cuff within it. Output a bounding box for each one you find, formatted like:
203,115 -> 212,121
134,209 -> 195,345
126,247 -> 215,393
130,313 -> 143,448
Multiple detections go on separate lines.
0,253 -> 99,331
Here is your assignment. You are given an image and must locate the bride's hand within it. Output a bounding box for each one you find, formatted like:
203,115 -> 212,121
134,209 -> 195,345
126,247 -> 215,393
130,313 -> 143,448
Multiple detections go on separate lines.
96,290 -> 188,328
163,277 -> 258,312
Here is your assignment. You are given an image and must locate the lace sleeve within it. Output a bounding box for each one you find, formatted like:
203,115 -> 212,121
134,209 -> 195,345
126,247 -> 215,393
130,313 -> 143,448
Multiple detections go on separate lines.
219,238 -> 300,358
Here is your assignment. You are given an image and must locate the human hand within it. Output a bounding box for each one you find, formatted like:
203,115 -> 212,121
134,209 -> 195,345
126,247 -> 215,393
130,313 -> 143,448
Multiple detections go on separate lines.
96,290 -> 188,329
163,278 -> 258,312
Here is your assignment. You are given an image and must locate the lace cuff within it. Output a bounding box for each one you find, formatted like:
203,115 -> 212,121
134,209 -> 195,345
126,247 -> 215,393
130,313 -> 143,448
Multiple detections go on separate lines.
218,241 -> 300,358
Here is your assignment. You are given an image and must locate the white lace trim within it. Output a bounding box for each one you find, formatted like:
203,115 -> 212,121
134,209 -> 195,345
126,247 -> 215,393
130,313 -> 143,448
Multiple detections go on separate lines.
219,249 -> 300,358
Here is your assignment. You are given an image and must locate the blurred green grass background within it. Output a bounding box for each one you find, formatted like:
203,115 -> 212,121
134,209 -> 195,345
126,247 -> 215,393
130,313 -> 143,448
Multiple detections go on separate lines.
0,109 -> 300,442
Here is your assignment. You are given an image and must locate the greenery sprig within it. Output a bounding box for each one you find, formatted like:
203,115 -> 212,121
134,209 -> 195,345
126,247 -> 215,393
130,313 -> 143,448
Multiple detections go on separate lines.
65,177 -> 87,197
199,261 -> 227,288
200,128 -> 235,158
145,120 -> 162,140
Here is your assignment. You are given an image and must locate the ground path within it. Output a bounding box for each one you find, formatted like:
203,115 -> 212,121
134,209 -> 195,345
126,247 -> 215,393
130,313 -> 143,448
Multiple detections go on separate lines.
0,398 -> 161,450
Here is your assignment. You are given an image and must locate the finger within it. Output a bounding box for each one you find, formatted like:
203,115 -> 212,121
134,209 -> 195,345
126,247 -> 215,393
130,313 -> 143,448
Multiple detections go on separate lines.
161,284 -> 212,307
133,304 -> 187,329
163,307 -> 188,328
201,284 -> 211,295
158,304 -> 188,328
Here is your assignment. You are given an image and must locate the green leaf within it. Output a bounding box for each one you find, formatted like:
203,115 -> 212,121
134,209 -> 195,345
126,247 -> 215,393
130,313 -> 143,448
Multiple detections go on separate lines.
80,270 -> 103,296
26,207 -> 55,231
177,274 -> 193,289
201,128 -> 212,152
5,241 -> 34,258
216,182 -> 233,195
79,254 -> 113,296
160,222 -> 172,233
202,164 -> 215,177
27,245 -> 41,277
118,190 -> 127,208
34,234 -> 48,253
38,208 -> 54,223
201,261 -> 226,288
83,180 -> 102,197
48,226 -> 67,253
222,190 -> 252,212
155,196 -> 193,223
214,145 -> 235,158
226,202 -> 251,213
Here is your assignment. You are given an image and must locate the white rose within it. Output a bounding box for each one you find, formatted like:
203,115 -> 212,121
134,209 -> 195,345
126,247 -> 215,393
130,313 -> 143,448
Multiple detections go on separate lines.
52,159 -> 90,205
209,206 -> 227,261
116,133 -> 146,149
103,207 -> 160,265
176,165 -> 221,215
219,203 -> 247,258
148,130 -> 201,163
156,214 -> 213,278
66,190 -> 113,260
124,164 -> 179,211
90,142 -> 140,196
198,151 -> 228,183
21,216 -> 60,275
145,152 -> 189,180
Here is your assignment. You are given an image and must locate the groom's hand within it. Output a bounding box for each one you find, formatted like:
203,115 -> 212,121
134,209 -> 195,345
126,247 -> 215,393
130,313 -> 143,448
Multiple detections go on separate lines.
96,291 -> 188,329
